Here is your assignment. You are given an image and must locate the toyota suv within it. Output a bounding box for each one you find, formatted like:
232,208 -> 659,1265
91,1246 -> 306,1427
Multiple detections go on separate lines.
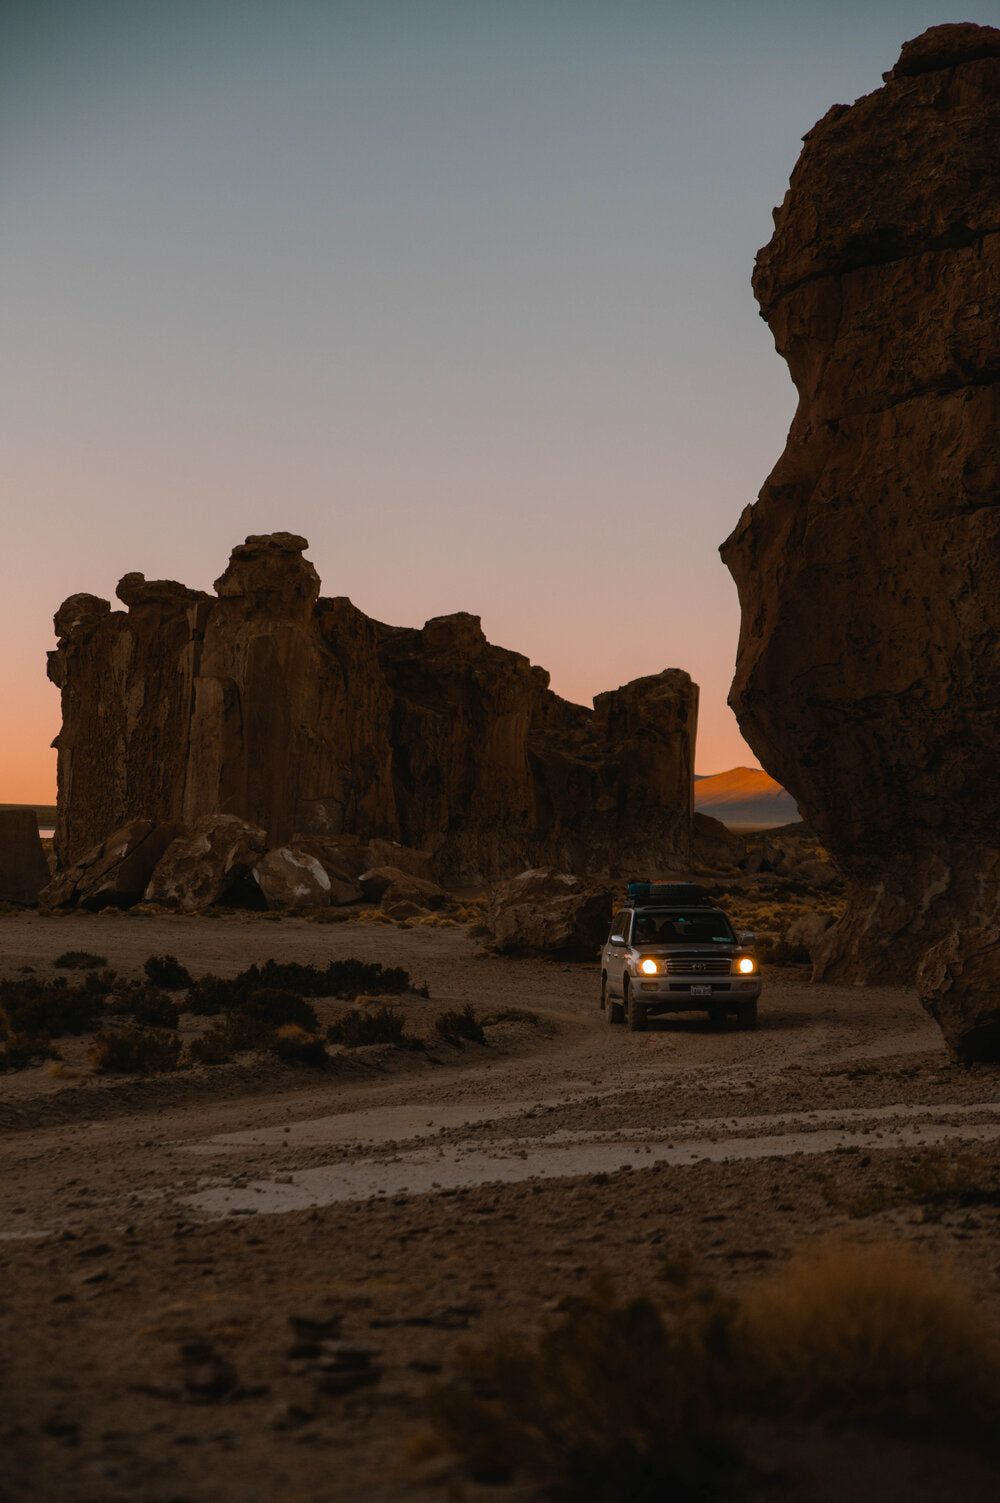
601,881 -> 760,1032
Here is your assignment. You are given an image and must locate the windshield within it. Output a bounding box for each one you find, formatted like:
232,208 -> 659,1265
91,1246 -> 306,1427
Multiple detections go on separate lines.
631,908 -> 736,945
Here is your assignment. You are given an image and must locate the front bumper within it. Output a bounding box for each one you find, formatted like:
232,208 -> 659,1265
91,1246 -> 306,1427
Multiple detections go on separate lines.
634,975 -> 761,1011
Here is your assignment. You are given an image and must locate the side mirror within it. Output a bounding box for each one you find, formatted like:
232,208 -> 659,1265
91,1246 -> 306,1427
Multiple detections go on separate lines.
609,935 -> 626,946
739,931 -> 756,946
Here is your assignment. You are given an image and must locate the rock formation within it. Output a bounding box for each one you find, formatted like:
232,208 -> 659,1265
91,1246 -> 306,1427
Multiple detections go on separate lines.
721,23 -> 1000,1007
48,533 -> 697,886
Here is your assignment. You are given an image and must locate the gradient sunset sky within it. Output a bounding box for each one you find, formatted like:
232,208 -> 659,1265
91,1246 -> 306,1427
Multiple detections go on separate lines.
3,0 -> 985,803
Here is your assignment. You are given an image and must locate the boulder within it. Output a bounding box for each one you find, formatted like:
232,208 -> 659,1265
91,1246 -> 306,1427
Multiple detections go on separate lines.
721,23 -> 1000,990
363,839 -> 434,881
790,858 -> 840,889
0,810 -> 50,905
485,869 -> 613,959
383,899 -> 431,920
40,818 -> 181,910
284,839 -> 363,903
145,814 -> 268,909
916,927 -> 1000,1062
358,866 -> 446,908
378,875 -> 447,915
252,847 -> 333,910
691,812 -> 746,872
48,533 -> 697,883
785,911 -> 836,959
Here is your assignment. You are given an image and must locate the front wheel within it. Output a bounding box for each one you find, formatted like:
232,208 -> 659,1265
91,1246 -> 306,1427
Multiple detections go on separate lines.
736,1001 -> 758,1031
624,977 -> 647,1033
605,973 -> 624,1025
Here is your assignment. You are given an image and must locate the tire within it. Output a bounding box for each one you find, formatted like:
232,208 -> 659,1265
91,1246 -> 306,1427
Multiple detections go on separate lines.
607,986 -> 625,1025
737,1001 -> 758,1031
708,1006 -> 726,1030
600,973 -> 607,1011
624,977 -> 647,1032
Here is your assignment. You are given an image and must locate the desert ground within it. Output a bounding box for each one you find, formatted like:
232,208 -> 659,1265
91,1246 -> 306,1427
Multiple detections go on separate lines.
3,908 -> 1000,1503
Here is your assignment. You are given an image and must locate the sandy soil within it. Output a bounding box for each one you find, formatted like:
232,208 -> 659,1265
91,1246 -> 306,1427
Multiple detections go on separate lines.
2,910 -> 1000,1502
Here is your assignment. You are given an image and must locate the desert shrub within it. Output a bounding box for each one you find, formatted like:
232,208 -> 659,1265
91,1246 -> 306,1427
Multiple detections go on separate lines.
480,1007 -> 540,1027
235,960 -> 330,995
89,1026 -> 181,1074
185,958 -> 413,1014
0,1033 -> 60,1072
105,981 -> 179,1029
237,987 -> 318,1031
270,1024 -> 330,1068
425,1277 -> 738,1499
327,1006 -> 408,1048
0,975 -> 108,1040
187,1028 -> 233,1067
434,1005 -> 485,1046
185,973 -> 239,1015
221,1012 -> 273,1051
896,1146 -> 998,1209
735,1240 -> 1000,1444
324,958 -> 410,997
143,954 -> 192,990
54,950 -> 108,970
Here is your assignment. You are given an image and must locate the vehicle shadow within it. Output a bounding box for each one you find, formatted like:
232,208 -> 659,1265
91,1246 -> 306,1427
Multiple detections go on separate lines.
639,1009 -> 811,1034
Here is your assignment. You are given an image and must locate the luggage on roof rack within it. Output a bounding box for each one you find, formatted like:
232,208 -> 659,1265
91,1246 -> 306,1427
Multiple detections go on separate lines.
627,880 -> 710,907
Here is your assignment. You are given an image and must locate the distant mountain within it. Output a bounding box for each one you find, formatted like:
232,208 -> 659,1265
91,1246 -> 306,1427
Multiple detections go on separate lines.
694,767 -> 800,830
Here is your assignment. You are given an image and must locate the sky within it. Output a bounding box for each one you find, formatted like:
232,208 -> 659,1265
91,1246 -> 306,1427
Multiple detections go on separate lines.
3,0 -> 990,803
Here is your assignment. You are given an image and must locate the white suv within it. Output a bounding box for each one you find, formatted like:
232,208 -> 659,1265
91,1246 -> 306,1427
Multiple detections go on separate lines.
601,882 -> 760,1032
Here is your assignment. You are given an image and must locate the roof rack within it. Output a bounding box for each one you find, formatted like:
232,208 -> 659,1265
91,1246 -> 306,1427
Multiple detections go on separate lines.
626,880 -> 711,907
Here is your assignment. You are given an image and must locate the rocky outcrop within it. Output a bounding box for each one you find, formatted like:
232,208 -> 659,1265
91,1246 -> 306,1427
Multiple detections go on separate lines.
49,534 -> 697,884
916,928 -> 1000,1062
691,812 -> 746,873
485,869 -> 613,959
721,23 -> 1000,989
40,818 -> 180,910
0,810 -> 50,905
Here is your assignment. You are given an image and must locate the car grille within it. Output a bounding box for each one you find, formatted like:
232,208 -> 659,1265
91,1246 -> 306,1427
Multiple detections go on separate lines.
662,957 -> 732,976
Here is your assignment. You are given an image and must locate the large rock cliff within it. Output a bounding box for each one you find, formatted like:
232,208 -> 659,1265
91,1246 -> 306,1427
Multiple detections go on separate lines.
49,533 -> 696,882
721,23 -> 1000,995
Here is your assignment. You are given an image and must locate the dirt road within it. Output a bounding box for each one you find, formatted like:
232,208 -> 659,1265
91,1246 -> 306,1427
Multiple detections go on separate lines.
2,912 -> 1000,1501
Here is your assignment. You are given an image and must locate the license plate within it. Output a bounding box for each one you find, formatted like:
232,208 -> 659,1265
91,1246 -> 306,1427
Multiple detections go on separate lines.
691,985 -> 712,996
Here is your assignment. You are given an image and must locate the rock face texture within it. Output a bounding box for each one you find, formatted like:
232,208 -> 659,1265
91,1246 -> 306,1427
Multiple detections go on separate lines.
0,810 -> 50,905
721,23 -> 1000,989
49,533 -> 696,884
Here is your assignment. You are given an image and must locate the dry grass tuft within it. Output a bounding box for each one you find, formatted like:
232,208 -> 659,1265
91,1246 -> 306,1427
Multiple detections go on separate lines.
736,1240 -> 1000,1443
426,1241 -> 1000,1496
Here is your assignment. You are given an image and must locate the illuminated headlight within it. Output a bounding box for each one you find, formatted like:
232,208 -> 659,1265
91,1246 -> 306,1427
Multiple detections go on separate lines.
738,957 -> 756,974
640,958 -> 659,975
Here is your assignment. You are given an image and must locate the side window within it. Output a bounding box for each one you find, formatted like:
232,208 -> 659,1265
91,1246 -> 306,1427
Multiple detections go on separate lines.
614,911 -> 631,942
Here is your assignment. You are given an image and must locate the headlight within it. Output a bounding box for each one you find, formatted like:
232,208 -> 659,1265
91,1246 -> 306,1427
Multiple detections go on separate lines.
738,957 -> 756,974
640,958 -> 658,975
